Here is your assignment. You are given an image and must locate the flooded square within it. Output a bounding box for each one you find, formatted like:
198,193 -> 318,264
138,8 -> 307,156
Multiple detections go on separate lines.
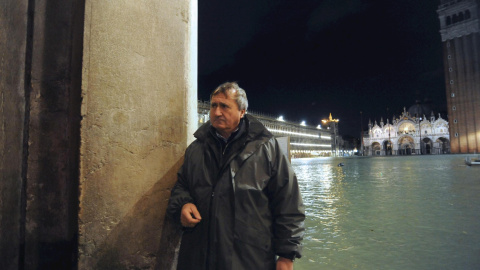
293,155 -> 480,270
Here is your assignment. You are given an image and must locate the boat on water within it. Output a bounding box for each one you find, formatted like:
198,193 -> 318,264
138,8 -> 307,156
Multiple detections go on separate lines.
465,156 -> 480,166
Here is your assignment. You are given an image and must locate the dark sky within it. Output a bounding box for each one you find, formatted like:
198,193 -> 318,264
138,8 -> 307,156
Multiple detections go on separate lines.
198,0 -> 446,138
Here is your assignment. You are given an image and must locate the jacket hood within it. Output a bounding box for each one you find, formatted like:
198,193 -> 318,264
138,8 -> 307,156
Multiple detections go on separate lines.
194,114 -> 273,142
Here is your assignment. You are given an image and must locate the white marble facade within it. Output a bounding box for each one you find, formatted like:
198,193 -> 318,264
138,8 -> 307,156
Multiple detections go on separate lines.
363,108 -> 450,155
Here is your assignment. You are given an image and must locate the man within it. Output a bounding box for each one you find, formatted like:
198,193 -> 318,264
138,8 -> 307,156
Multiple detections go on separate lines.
167,82 -> 305,270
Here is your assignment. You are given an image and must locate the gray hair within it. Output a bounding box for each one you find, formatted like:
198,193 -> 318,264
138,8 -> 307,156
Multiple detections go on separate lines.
210,82 -> 249,111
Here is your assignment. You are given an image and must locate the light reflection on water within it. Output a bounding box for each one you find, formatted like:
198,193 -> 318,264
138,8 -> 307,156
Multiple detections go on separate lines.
293,155 -> 480,270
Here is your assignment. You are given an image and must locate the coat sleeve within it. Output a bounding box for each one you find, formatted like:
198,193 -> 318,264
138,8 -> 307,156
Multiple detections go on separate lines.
267,138 -> 305,259
166,147 -> 195,226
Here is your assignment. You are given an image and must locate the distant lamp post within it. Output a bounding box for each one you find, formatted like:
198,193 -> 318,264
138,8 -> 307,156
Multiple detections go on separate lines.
386,107 -> 390,155
322,113 -> 340,156
360,111 -> 364,156
419,116 -> 422,155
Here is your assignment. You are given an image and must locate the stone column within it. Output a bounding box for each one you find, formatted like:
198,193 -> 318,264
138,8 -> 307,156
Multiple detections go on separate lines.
0,0 -> 196,269
0,1 -> 29,269
2,0 -> 86,269
79,1 -> 197,269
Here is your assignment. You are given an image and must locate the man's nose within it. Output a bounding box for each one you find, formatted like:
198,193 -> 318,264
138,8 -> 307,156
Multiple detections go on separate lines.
213,107 -> 222,116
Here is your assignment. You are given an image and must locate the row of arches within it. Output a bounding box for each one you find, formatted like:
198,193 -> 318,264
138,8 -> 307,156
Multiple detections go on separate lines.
446,9 -> 471,26
370,136 -> 450,156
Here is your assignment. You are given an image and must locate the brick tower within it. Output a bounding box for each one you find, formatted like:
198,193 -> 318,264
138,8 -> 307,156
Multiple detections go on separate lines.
437,0 -> 480,153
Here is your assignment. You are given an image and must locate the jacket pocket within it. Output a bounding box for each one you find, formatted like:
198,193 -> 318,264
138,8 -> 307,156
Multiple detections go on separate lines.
233,220 -> 275,270
234,219 -> 272,252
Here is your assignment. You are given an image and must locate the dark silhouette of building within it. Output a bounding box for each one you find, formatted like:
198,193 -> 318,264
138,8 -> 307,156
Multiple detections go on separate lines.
437,0 -> 480,153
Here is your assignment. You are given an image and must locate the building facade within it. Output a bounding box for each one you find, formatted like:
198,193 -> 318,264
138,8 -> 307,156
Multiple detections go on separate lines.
197,101 -> 344,157
363,108 -> 450,156
437,0 -> 480,153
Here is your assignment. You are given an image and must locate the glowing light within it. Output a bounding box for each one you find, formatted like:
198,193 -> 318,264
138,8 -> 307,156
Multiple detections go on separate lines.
267,128 -> 325,138
323,113 -> 339,123
316,125 -> 321,129
277,115 -> 285,122
300,121 -> 306,126
291,143 -> 331,147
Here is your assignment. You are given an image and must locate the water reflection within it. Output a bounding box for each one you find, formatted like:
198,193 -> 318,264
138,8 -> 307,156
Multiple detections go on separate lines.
295,158 -> 352,264
293,155 -> 480,270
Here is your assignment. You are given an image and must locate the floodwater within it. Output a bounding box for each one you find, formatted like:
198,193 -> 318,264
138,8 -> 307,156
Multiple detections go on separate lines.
292,155 -> 480,270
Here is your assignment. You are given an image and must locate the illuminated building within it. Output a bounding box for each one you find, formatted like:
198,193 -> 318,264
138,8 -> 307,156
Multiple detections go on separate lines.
437,0 -> 480,153
363,107 -> 450,155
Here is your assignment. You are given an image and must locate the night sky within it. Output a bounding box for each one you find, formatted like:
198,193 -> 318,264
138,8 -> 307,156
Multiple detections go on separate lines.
198,0 -> 447,138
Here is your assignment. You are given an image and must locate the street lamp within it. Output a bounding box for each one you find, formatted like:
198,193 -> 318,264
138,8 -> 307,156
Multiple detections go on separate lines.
419,116 -> 422,155
386,107 -> 390,155
360,111 -> 364,156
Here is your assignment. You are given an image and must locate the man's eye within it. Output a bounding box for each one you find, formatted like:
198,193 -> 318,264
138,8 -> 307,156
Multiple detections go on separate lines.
221,104 -> 228,109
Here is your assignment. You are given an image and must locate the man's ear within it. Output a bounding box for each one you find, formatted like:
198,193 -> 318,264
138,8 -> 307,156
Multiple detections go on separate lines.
240,109 -> 246,118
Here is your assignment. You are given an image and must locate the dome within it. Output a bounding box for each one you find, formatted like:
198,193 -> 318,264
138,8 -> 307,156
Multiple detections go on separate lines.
408,100 -> 433,119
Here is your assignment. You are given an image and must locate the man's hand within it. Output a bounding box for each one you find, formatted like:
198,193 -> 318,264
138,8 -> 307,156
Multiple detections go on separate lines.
180,203 -> 202,228
276,257 -> 294,270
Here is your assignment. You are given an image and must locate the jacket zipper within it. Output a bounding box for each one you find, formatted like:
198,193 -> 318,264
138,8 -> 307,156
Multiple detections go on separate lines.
206,135 -> 243,268
207,139 -> 231,268
206,189 -> 214,268
222,141 -> 230,156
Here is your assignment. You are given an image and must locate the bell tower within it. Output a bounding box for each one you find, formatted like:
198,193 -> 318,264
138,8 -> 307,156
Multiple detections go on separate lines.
437,0 -> 480,153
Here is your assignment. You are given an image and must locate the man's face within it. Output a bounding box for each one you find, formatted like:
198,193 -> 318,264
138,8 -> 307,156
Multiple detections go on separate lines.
210,90 -> 245,138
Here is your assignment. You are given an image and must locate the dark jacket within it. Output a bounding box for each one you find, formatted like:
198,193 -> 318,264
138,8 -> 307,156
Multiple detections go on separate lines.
167,114 -> 305,270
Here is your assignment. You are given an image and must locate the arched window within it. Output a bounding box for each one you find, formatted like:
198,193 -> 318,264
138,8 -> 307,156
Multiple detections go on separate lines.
446,16 -> 452,26
453,14 -> 458,23
465,10 -> 471,20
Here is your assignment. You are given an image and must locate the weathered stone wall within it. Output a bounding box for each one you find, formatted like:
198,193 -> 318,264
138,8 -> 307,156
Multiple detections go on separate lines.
1,0 -> 196,269
0,1 -> 29,269
1,0 -> 85,269
23,0 -> 85,269
79,1 -> 197,269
